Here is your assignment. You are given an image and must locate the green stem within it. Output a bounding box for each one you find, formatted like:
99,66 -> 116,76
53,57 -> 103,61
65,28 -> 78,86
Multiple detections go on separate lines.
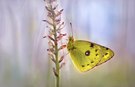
53,21 -> 60,87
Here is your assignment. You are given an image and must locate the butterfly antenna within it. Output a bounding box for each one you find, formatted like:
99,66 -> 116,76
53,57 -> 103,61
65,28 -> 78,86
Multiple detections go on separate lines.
70,22 -> 73,37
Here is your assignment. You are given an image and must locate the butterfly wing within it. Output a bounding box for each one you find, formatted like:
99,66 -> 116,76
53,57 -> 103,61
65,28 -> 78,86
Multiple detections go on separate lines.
96,46 -> 114,66
68,40 -> 114,72
68,40 -> 103,72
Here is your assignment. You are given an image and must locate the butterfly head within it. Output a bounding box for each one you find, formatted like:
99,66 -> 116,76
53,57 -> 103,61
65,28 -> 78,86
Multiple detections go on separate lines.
67,36 -> 75,51
68,36 -> 74,42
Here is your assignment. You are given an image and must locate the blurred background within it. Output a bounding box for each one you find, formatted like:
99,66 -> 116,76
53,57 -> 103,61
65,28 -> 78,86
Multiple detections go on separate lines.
0,0 -> 135,87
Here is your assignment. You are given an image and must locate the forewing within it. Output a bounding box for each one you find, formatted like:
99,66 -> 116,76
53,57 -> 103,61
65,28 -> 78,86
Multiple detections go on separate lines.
69,40 -> 103,72
75,40 -> 114,66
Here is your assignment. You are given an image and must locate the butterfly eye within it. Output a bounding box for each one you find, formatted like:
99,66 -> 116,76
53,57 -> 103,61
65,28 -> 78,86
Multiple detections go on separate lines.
85,50 -> 90,56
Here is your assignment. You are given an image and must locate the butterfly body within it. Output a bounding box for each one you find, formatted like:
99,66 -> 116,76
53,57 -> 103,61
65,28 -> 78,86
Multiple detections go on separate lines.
67,36 -> 114,72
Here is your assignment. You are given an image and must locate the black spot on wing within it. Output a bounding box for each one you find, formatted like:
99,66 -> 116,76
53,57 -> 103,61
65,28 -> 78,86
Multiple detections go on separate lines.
82,65 -> 85,67
106,48 -> 109,50
105,53 -> 108,55
102,46 -> 109,50
91,60 -> 94,63
90,43 -> 94,47
95,49 -> 98,52
87,64 -> 90,66
96,54 -> 98,56
85,50 -> 90,56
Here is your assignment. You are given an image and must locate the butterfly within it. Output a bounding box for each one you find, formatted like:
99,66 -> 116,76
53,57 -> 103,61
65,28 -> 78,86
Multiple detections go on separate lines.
67,36 -> 114,72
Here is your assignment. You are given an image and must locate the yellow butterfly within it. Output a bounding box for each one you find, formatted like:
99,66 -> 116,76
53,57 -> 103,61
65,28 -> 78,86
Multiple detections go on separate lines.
67,36 -> 114,72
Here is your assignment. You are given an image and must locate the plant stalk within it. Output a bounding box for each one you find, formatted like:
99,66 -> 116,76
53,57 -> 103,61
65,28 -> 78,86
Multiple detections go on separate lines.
53,19 -> 60,87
